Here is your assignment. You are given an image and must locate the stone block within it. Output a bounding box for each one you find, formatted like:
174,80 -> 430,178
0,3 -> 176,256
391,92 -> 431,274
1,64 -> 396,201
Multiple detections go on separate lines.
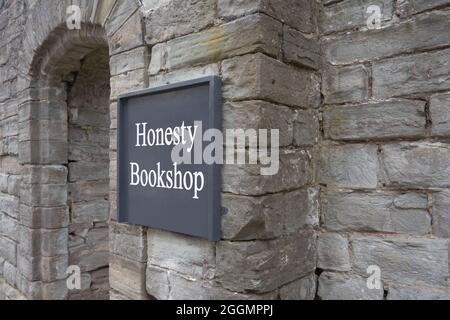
373,48 -> 450,98
323,64 -> 369,104
318,233 -> 351,271
432,191 -> 450,238
147,229 -> 215,279
222,53 -> 320,108
351,236 -> 449,287
318,144 -> 379,188
160,14 -> 282,71
318,272 -> 384,300
430,93 -> 450,137
322,191 -> 431,235
324,100 -> 426,141
381,142 -> 450,188
216,230 -> 316,293
222,188 -> 318,240
144,0 -> 215,45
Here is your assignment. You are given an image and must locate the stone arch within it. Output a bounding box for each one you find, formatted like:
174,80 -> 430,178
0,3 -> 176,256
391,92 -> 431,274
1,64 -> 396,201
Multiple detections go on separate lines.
14,1 -> 146,300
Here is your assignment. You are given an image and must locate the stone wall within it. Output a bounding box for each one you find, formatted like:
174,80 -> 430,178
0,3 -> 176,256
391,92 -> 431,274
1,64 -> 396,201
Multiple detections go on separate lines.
318,0 -> 450,299
1,0 -> 450,300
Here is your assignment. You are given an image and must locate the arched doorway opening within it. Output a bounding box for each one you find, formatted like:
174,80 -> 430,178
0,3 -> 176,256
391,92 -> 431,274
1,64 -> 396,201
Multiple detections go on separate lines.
66,47 -> 110,300
21,25 -> 111,299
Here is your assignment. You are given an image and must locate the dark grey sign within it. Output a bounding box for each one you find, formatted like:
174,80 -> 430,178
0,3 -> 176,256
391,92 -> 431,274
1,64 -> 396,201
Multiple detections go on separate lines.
117,76 -> 221,241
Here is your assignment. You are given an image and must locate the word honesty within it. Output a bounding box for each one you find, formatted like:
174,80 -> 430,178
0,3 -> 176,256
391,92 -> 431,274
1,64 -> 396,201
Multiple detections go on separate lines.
135,122 -> 198,152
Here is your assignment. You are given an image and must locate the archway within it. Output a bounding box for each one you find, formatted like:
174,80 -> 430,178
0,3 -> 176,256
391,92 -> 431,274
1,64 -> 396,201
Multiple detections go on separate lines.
19,25 -> 111,299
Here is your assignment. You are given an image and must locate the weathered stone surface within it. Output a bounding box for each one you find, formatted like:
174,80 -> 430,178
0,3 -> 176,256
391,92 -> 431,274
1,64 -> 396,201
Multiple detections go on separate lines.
397,0 -> 450,17
68,162 -> 108,182
20,183 -> 67,207
223,148 -> 312,195
159,14 -> 282,71
351,236 -> 449,287
18,226 -> 68,258
381,142 -> 450,188
283,26 -> 319,70
318,272 -> 384,300
432,191 -> 450,238
294,109 -> 319,147
387,284 -> 450,300
324,9 -> 450,65
0,212 -> 18,239
109,11 -> 144,55
318,233 -> 351,271
373,48 -> 450,98
318,144 -> 378,188
110,68 -> 146,98
71,200 -> 109,223
68,180 -> 109,202
147,229 -> 215,279
0,236 -> 16,265
218,0 -> 314,33
110,46 -> 147,76
222,53 -> 320,108
19,205 -> 69,230
110,254 -> 150,300
149,63 -> 219,87
323,191 -> 431,235
223,100 -> 294,147
18,140 -> 67,165
216,231 -> 316,293
279,273 -> 317,300
323,65 -> 369,104
324,100 -> 426,141
144,0 -> 215,45
23,165 -> 67,184
430,93 -> 450,137
320,0 -> 393,34
17,253 -> 68,282
0,193 -> 18,218
146,265 -> 277,300
222,188 -> 318,240
110,222 -> 147,263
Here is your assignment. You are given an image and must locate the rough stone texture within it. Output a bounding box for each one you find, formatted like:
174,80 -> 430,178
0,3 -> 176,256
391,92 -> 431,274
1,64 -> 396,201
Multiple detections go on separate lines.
381,143 -> 450,188
323,65 -> 369,104
324,100 -> 426,141
430,93 -> 450,137
144,0 -> 216,45
321,0 -> 394,34
279,274 -> 317,300
324,9 -> 450,65
283,26 -> 319,70
218,0 -> 314,33
318,272 -> 384,300
223,100 -> 295,147
318,144 -> 379,189
222,188 -> 318,240
147,229 -> 215,280
387,284 -> 450,300
322,191 -> 431,235
222,53 -> 320,108
397,0 -> 450,17
223,148 -> 312,195
216,230 -> 317,293
373,48 -> 450,99
156,14 -> 282,71
317,233 -> 351,271
432,191 -> 450,238
3,0 -> 450,301
351,236 -> 449,287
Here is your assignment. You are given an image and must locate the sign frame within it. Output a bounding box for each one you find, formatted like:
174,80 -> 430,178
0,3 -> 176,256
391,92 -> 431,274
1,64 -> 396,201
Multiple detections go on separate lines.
116,76 -> 222,241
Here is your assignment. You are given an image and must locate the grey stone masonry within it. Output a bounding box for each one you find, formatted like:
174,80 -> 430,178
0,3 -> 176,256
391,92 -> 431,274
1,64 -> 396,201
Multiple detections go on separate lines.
2,0 -> 450,301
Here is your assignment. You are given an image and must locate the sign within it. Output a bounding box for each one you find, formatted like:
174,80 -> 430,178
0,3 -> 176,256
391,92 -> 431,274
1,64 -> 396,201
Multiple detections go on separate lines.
117,76 -> 222,241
